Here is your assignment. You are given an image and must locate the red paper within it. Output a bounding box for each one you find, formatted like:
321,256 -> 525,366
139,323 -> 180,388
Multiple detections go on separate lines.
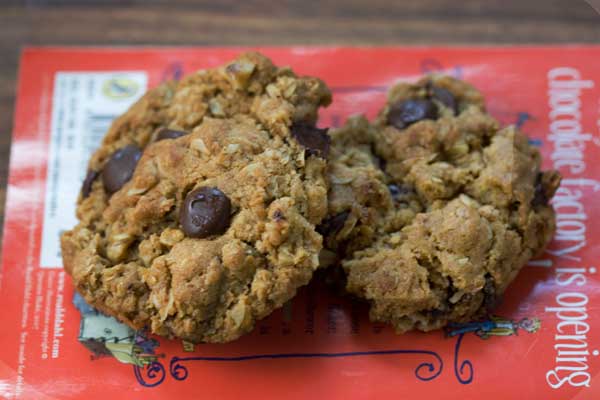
1,46 -> 600,399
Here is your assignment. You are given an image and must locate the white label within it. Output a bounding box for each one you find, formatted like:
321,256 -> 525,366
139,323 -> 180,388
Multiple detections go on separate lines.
40,72 -> 148,268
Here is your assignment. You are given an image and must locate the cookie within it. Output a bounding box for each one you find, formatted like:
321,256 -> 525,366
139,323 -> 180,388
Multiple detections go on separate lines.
61,53 -> 332,343
323,75 -> 560,332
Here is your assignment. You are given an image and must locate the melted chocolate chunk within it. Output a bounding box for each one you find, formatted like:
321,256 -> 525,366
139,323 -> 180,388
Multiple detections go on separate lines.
291,122 -> 330,158
387,99 -> 438,130
81,170 -> 99,198
101,145 -> 142,194
430,86 -> 457,114
156,128 -> 188,141
317,211 -> 350,236
180,187 -> 231,238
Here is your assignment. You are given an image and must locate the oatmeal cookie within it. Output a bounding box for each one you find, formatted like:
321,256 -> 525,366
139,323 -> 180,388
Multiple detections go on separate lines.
61,53 -> 332,343
323,75 -> 560,332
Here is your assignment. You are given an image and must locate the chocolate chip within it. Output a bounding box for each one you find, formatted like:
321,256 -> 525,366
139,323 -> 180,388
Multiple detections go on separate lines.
102,145 -> 142,194
156,128 -> 188,141
81,170 -> 99,198
179,187 -> 231,238
273,210 -> 285,221
388,184 -> 401,197
388,184 -> 413,200
389,184 -> 417,206
430,86 -> 457,114
291,122 -> 330,158
387,99 -> 438,129
532,172 -> 548,207
317,211 -> 350,236
483,276 -> 502,311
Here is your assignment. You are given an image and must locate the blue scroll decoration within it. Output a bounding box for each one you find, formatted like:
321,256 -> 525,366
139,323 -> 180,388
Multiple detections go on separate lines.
133,333 -> 475,387
453,334 -> 474,384
133,361 -> 166,388
168,348 -> 443,382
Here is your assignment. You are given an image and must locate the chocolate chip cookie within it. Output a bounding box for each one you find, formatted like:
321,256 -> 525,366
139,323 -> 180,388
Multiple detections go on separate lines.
61,53 -> 332,343
323,75 -> 560,332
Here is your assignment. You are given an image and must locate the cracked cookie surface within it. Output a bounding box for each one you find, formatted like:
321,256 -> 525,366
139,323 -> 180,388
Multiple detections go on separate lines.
323,75 -> 560,332
61,53 -> 332,343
